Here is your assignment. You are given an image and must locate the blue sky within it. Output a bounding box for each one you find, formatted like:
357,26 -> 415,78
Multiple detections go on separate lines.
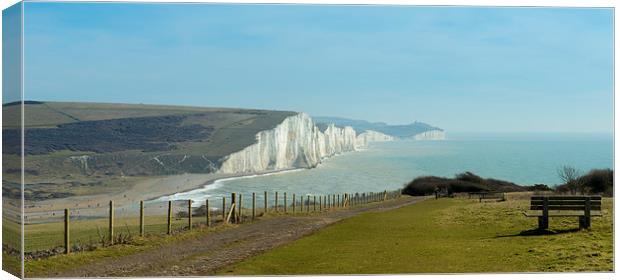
20,3 -> 613,133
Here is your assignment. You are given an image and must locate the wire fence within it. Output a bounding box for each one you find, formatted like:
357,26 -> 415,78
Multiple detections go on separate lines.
8,189 -> 403,258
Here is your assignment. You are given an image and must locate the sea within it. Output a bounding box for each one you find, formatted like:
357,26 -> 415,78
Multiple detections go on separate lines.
159,132 -> 613,206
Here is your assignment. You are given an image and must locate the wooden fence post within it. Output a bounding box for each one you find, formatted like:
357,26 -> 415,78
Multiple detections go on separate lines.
64,208 -> 70,254
222,197 -> 226,222
337,194 -> 340,208
167,201 -> 172,235
275,191 -> 279,213
139,200 -> 144,237
292,194 -> 296,213
252,193 -> 256,220
239,194 -> 243,223
284,192 -> 287,213
206,199 -> 211,227
313,196 -> 317,212
264,191 -> 268,214
319,195 -> 322,211
300,195 -> 303,213
188,199 -> 192,230
231,193 -> 237,223
307,195 -> 310,212
109,200 -> 114,244
327,195 -> 331,210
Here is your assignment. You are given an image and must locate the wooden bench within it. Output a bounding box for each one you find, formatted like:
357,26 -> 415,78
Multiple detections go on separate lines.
469,192 -> 505,202
524,195 -> 602,229
434,191 -> 453,199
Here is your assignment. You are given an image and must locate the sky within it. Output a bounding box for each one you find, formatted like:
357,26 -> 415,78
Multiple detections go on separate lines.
16,2 -> 614,133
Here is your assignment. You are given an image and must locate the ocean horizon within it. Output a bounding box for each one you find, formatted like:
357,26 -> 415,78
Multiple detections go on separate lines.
159,131 -> 613,206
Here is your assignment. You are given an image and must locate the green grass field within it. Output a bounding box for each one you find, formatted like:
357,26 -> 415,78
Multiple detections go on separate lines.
5,201 -> 340,254
23,222 -> 238,277
219,195 -> 613,274
3,101 -> 296,200
3,214 -> 213,253
21,209 -> 341,277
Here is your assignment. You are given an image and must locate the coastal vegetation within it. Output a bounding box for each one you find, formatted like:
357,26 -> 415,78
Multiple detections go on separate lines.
555,168 -> 613,196
401,171 -> 528,196
402,169 -> 613,197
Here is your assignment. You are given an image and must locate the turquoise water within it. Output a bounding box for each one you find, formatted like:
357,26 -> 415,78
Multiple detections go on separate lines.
162,132 -> 613,206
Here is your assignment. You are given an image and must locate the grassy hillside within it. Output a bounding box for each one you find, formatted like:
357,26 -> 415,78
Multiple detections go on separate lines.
219,195 -> 613,274
2,101 -> 296,200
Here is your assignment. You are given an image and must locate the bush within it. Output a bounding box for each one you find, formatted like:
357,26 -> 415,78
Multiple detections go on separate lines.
455,172 -> 485,184
445,180 -> 489,193
580,169 -> 613,196
526,184 -> 552,192
553,168 -> 613,196
402,176 -> 447,196
402,172 -> 512,196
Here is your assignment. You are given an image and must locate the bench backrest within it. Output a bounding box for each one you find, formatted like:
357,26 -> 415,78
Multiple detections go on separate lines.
468,192 -> 504,199
480,192 -> 504,198
530,196 -> 601,211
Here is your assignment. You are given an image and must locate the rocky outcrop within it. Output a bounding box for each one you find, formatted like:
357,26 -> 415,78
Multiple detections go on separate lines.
218,113 -> 357,174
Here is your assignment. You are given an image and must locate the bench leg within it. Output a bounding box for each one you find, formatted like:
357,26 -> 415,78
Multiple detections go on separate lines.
579,216 -> 591,229
538,216 -> 548,230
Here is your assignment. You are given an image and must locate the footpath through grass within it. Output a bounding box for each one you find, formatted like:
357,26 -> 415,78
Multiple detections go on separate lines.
219,194 -> 613,274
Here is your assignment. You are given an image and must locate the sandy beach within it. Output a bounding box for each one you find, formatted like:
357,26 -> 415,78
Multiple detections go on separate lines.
22,169 -> 300,224
23,173 -> 236,223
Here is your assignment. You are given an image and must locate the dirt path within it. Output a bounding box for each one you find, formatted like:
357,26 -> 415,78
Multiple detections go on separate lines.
46,196 -> 427,277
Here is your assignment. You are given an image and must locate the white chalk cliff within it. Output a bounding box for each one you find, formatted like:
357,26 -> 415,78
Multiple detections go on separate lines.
355,130 -> 395,147
412,130 -> 446,140
217,113 -> 444,174
218,113 -> 358,174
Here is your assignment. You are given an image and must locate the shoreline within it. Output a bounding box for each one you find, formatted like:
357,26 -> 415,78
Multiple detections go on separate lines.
22,146 -> 368,223
150,167 -> 307,203
22,168 -> 309,223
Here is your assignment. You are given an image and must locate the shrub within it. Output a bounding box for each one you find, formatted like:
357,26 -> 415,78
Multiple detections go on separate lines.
526,184 -> 552,192
402,172 -> 507,196
579,169 -> 613,196
402,176 -> 447,196
455,172 -> 485,184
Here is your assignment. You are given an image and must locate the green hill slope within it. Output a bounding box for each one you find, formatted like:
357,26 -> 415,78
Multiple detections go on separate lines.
2,101 -> 296,200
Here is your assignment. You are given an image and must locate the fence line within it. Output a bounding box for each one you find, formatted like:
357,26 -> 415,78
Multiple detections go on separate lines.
48,189 -> 403,255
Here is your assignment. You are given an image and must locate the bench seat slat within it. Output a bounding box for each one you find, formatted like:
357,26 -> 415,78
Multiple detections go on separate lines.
530,205 -> 601,211
523,212 -> 602,217
530,196 -> 601,200
530,200 -> 601,206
